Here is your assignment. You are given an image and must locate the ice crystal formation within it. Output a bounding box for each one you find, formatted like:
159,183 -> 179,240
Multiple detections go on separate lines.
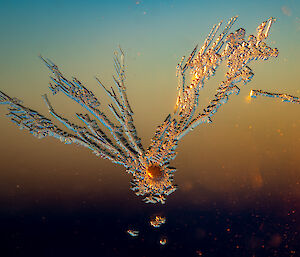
250,90 -> 300,104
159,236 -> 168,246
150,215 -> 166,228
127,229 -> 139,237
1,17 -> 296,204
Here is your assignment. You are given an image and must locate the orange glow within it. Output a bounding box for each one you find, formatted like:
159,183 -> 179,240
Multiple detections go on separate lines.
245,94 -> 252,103
251,172 -> 264,189
250,90 -> 254,97
146,165 -> 162,180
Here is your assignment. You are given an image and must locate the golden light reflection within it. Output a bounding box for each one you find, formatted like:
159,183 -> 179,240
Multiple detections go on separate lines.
146,165 -> 163,180
245,94 -> 252,103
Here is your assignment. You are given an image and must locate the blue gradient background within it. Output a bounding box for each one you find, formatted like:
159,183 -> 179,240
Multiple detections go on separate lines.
0,1 -> 300,256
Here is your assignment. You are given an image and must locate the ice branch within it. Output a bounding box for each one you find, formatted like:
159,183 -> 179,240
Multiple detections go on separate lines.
40,55 -> 140,162
96,48 -> 144,155
176,17 -> 278,139
250,90 -> 300,104
42,94 -> 126,164
0,91 -> 112,159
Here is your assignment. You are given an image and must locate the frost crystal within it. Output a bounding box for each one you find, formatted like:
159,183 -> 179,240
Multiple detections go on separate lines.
127,229 -> 139,237
250,90 -> 300,104
0,17 -> 285,204
159,236 -> 167,246
150,215 -> 166,228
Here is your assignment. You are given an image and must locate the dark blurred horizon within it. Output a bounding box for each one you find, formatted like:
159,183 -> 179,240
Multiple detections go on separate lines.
1,192 -> 300,257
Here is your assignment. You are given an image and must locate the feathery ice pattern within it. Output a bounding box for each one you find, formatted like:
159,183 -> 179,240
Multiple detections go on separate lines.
1,17 -> 295,204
